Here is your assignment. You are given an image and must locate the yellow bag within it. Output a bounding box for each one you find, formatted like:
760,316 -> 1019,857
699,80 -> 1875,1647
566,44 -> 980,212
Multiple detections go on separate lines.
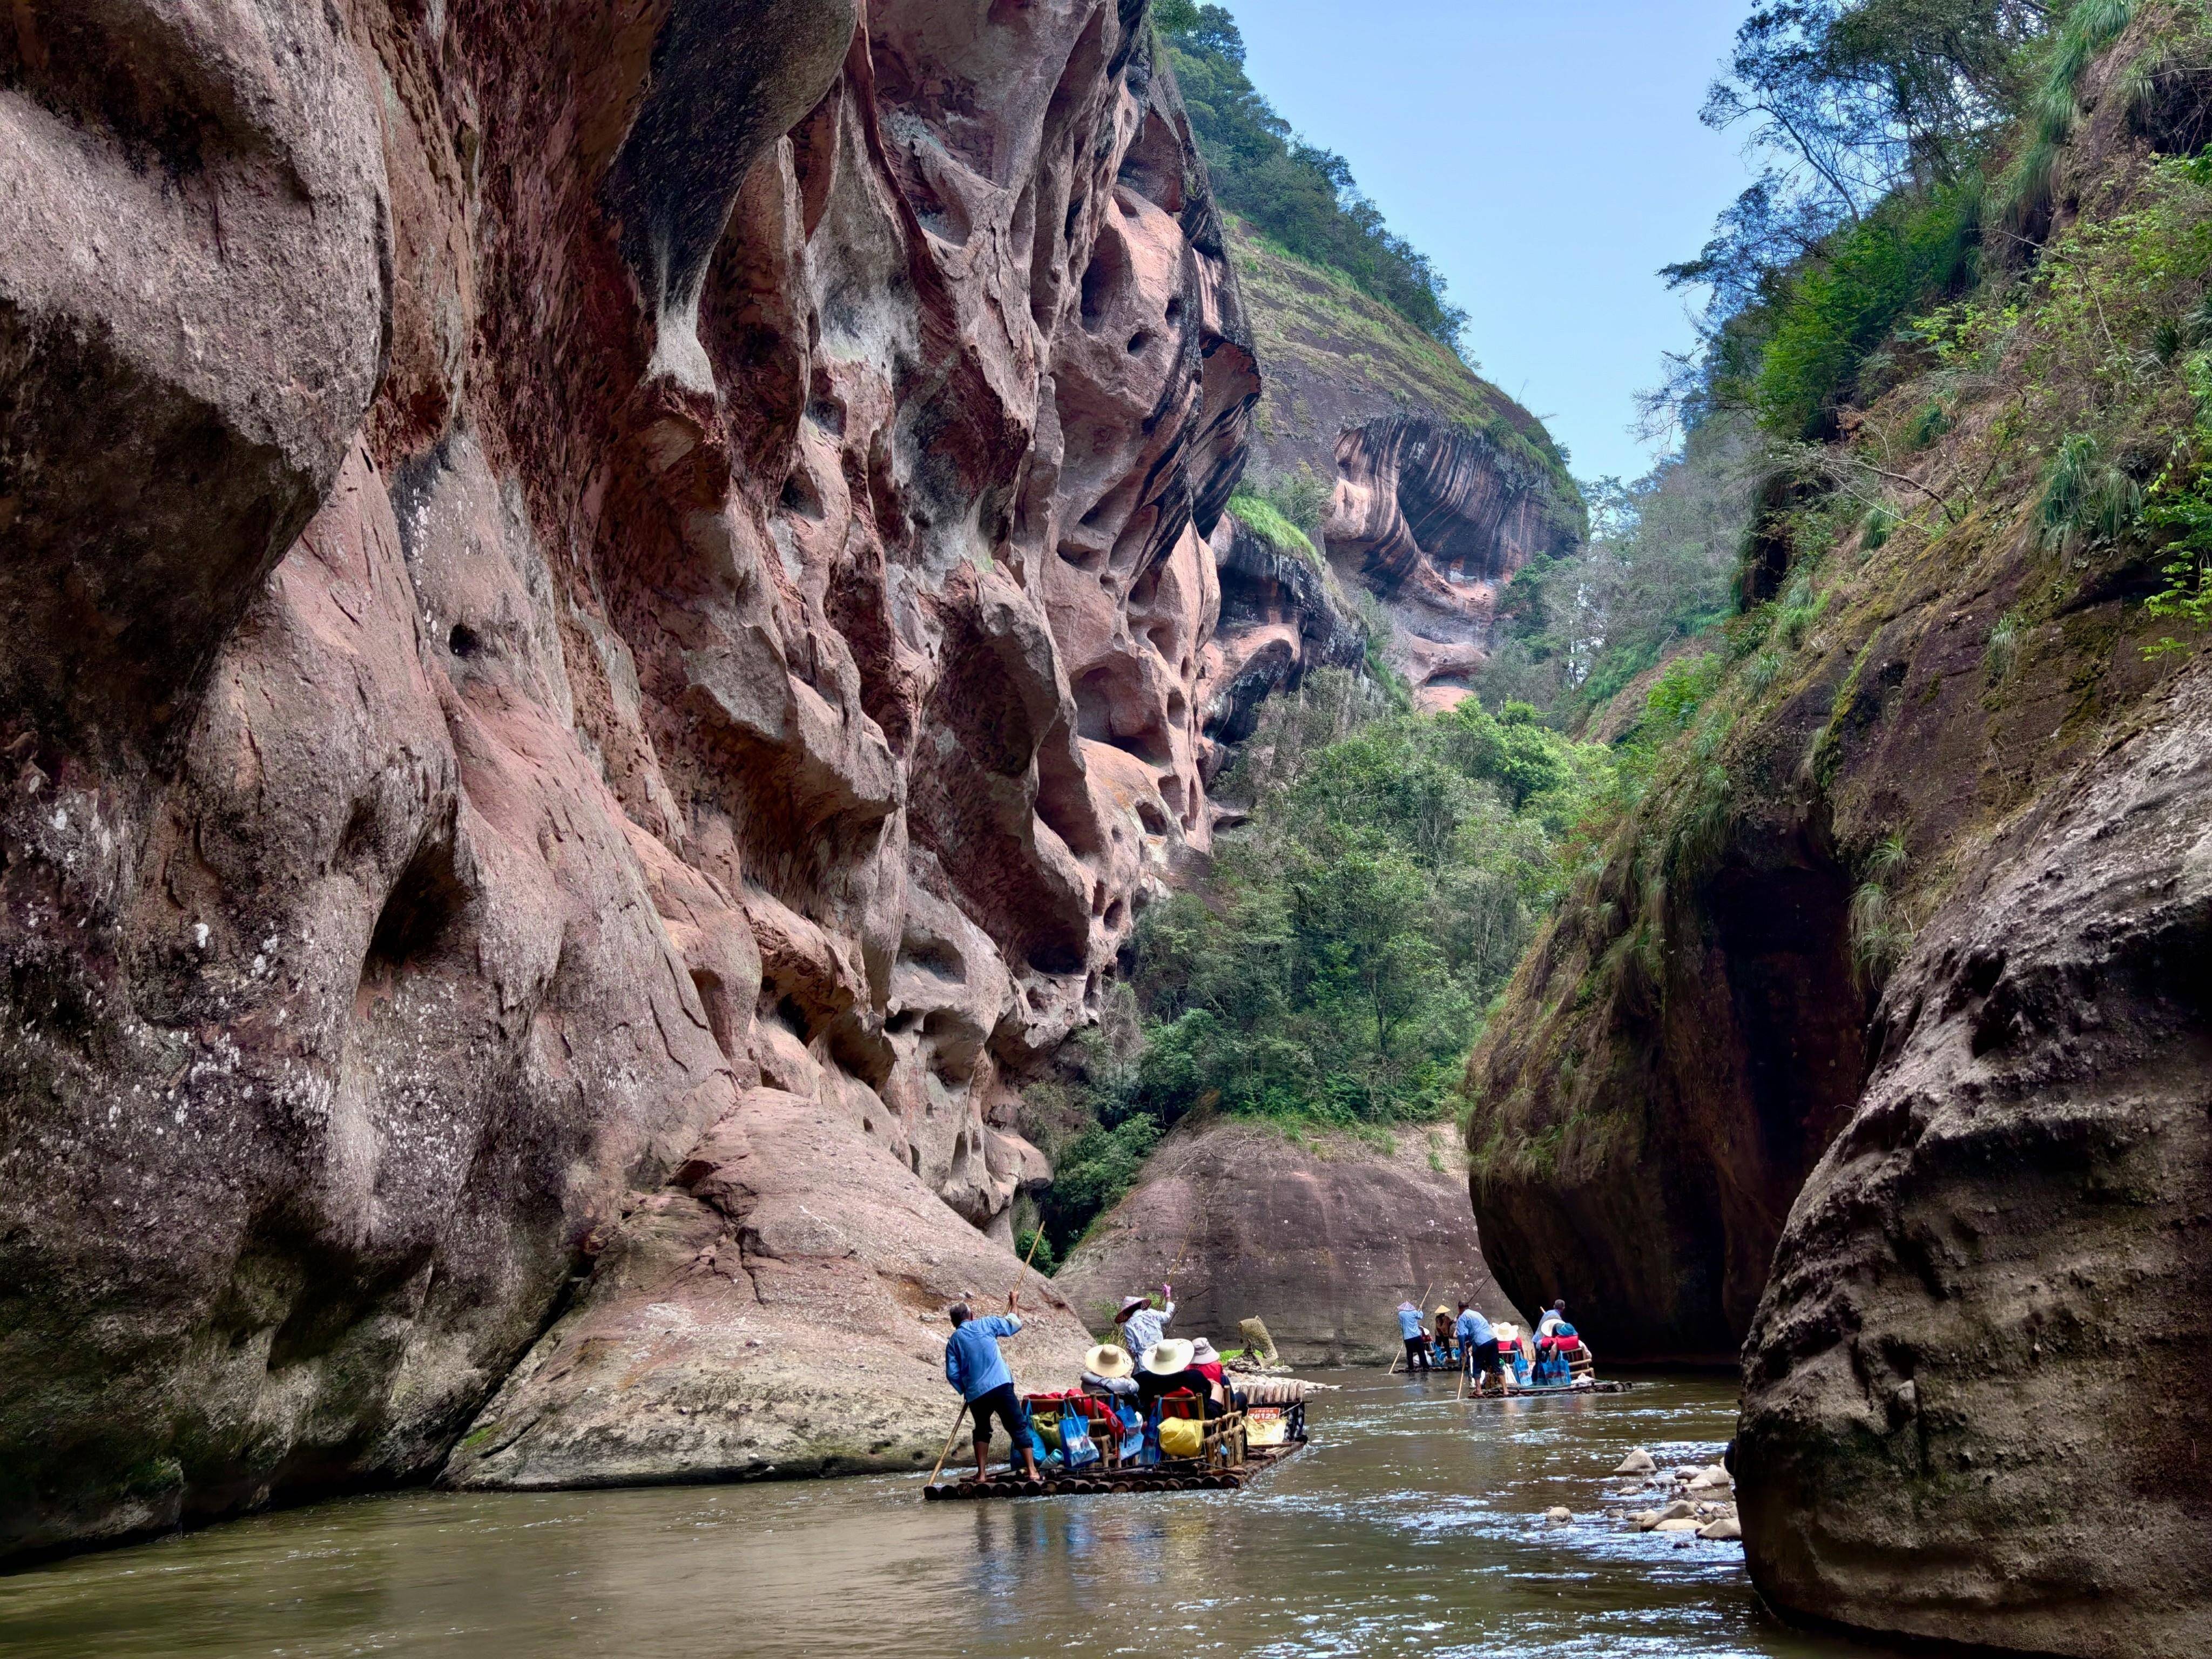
1158,1417 -> 1206,1459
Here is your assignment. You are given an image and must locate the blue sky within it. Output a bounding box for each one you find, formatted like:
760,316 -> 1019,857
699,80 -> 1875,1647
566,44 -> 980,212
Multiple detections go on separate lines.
1226,1 -> 1755,481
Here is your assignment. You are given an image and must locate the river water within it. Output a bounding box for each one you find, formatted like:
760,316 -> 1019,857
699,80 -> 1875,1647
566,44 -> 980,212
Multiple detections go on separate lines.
0,1373 -> 1911,1658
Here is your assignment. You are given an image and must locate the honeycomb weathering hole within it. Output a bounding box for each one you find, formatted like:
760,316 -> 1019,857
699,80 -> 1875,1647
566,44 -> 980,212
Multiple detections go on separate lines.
362,835 -> 468,986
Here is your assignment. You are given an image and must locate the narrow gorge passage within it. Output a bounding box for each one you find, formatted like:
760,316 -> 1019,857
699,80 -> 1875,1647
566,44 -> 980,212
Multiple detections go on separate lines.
3,1 -> 2210,1656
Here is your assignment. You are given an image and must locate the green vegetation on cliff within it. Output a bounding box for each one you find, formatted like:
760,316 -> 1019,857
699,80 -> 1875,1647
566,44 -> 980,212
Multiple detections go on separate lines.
1231,226 -> 1579,506
1157,1 -> 1465,342
1035,672 -> 1608,1256
1462,0 -> 2212,1349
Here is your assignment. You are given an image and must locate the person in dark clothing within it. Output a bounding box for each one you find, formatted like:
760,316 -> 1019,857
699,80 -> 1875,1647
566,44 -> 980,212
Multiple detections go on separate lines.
1136,1338 -> 1222,1421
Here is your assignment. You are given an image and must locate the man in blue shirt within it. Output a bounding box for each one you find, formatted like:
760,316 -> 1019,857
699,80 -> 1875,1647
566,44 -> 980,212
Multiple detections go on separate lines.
945,1291 -> 1041,1482
1456,1300 -> 1500,1393
1395,1300 -> 1431,1372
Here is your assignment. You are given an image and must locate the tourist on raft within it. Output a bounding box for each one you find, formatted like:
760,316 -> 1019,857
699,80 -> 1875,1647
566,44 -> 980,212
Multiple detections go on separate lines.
943,1290 -> 1041,1483
1432,1305 -> 1458,1367
1456,1300 -> 1501,1393
1081,1343 -> 1139,1398
1188,1337 -> 1230,1408
1115,1284 -> 1174,1362
1137,1338 -> 1226,1421
1536,1299 -> 1568,1337
1395,1300 -> 1432,1371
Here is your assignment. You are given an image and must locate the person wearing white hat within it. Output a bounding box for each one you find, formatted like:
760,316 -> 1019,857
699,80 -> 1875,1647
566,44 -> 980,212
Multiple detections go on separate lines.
1136,1337 -> 1222,1422
1188,1338 -> 1229,1409
1396,1300 -> 1432,1372
1082,1344 -> 1139,1398
1114,1283 -> 1175,1366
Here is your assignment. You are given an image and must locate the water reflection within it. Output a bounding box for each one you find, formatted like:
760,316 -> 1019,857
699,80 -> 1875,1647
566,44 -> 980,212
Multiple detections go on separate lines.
0,1375 -> 1910,1659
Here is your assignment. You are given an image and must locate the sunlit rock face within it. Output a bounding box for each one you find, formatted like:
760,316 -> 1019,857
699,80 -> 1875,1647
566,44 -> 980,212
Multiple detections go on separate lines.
1326,414 -> 1583,710
0,0 -> 1254,1554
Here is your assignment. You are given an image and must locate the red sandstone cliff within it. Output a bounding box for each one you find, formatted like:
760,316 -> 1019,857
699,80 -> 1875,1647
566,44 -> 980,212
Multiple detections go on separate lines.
0,0 -> 1260,1553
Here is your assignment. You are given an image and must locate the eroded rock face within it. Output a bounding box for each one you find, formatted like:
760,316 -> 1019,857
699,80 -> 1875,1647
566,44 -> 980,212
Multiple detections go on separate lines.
1467,801 -> 1870,1363
0,0 -> 1254,1556
1225,231 -> 1583,712
1056,1118 -> 1522,1365
1198,516 -> 1365,750
443,1089 -> 1096,1487
1737,663 -> 2212,1658
1327,414 -> 1583,711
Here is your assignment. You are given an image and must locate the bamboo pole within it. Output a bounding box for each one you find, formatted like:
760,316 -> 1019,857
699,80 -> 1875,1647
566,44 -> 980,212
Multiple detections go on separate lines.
927,1223 -> 1050,1489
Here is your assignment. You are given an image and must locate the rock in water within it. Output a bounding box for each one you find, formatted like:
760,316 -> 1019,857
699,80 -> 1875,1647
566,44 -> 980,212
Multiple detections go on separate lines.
1055,1118 -> 1521,1364
1741,660 -> 2212,1656
1611,1449 -> 1658,1475
1543,1507 -> 1573,1526
1698,1516 -> 1742,1542
0,0 -> 1261,1560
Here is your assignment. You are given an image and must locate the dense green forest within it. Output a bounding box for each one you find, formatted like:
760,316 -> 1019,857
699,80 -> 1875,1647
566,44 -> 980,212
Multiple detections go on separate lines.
1156,0 -> 1467,343
1481,0 -> 2212,725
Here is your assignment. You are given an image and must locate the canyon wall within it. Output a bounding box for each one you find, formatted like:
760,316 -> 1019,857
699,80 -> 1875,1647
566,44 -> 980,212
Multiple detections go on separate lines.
1056,1118 -> 1522,1366
1466,14 -> 2212,1650
0,0 -> 1260,1557
1198,515 -> 1365,750
1231,230 -> 1584,707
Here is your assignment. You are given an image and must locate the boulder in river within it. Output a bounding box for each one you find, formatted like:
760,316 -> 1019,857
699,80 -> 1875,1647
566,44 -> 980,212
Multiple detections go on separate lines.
1740,651 -> 2212,1658
1612,1449 -> 1658,1475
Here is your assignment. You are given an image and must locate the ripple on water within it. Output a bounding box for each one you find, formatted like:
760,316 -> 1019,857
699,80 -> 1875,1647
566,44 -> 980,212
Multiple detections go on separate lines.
0,1374 -> 1907,1659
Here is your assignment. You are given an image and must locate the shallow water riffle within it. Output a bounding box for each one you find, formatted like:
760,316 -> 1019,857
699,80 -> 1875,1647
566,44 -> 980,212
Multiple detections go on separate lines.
0,1373 -> 1911,1658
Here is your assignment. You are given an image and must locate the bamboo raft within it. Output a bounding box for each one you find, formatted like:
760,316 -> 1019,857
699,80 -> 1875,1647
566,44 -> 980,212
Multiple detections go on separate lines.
1467,1379 -> 1633,1399
923,1437 -> 1307,1500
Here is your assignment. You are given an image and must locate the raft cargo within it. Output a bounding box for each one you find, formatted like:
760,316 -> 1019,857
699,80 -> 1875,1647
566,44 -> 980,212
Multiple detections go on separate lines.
923,1378 -> 1311,1501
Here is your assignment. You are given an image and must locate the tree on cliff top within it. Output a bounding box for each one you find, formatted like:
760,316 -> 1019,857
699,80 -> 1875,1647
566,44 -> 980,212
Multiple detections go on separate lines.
1156,1 -> 1469,346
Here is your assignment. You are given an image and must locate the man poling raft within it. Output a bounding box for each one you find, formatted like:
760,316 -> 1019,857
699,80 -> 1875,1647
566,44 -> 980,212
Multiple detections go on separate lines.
940,1290 -> 1042,1484
922,1298 -> 1314,1501
1382,1286 -> 1631,1397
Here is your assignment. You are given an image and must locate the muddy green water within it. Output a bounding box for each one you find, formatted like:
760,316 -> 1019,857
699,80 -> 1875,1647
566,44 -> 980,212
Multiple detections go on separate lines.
0,1373 -> 1912,1658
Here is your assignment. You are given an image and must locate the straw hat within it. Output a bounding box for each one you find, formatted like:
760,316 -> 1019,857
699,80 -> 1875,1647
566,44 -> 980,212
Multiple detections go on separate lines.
1115,1294 -> 1150,1321
1434,1305 -> 1451,1317
1141,1338 -> 1196,1375
1086,1344 -> 1135,1380
1190,1338 -> 1221,1364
